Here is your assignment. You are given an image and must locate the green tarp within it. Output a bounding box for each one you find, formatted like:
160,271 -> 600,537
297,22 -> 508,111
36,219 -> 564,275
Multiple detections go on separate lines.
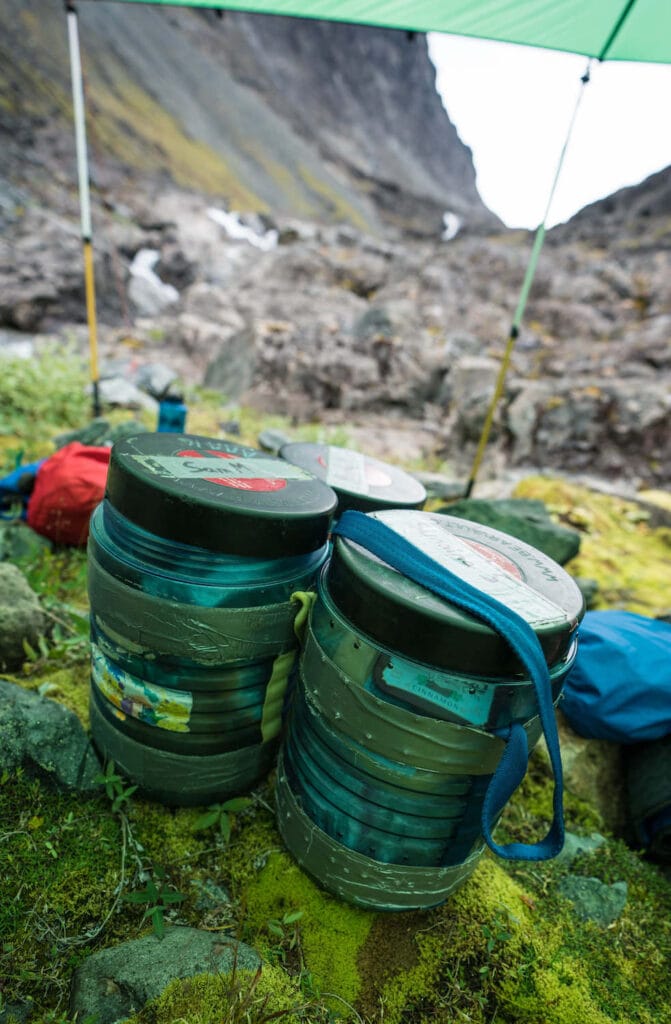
94,1 -> 671,64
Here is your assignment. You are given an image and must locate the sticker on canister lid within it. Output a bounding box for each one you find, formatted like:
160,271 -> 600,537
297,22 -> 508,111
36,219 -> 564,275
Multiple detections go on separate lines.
372,510 -> 567,629
131,453 -> 313,490
106,434 -> 337,557
279,441 -> 425,514
326,448 -> 370,494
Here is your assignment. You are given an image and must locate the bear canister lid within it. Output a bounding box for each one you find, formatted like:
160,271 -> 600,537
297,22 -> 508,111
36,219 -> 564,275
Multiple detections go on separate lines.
327,510 -> 584,676
279,442 -> 426,514
106,433 -> 337,557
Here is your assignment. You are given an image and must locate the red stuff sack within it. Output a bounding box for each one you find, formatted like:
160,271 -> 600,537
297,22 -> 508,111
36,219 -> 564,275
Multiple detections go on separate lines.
27,442 -> 111,545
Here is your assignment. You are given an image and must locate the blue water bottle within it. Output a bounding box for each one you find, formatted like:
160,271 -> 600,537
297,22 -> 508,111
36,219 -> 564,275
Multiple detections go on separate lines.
157,394 -> 187,433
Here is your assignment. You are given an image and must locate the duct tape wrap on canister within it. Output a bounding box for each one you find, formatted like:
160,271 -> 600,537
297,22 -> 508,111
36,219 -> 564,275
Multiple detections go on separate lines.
88,432 -> 336,806
277,509 -> 584,910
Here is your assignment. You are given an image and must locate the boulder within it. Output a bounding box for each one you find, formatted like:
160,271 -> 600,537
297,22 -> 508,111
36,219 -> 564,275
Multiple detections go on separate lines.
0,678 -> 100,790
0,563 -> 47,670
554,710 -> 627,834
558,876 -> 628,928
202,325 -> 256,400
69,929 -> 261,1024
0,520 -> 52,565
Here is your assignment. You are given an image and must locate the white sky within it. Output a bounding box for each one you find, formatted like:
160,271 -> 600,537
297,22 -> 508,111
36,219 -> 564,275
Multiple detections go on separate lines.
428,34 -> 671,229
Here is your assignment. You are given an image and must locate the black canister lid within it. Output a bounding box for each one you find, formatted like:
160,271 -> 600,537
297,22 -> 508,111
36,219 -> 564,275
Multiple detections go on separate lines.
327,510 -> 584,676
106,433 -> 337,557
279,442 -> 426,514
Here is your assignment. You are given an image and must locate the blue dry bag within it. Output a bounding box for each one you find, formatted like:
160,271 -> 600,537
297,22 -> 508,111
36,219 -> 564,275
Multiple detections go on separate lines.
562,611 -> 671,743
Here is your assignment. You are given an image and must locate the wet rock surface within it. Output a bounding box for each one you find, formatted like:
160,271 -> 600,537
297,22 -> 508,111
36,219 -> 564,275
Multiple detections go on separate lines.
69,929 -> 261,1024
0,563 -> 47,671
0,678 -> 101,790
558,875 -> 628,928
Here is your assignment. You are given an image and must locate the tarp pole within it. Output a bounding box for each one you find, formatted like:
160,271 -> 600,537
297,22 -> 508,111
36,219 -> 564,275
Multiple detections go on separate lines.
66,0 -> 101,418
464,62 -> 593,498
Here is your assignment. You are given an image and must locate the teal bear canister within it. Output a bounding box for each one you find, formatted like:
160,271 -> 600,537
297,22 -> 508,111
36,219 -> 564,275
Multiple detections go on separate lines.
279,442 -> 426,515
277,509 -> 584,910
88,432 -> 337,806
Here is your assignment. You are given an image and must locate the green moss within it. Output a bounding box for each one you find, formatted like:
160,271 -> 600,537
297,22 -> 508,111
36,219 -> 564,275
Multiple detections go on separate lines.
356,844 -> 671,1024
298,166 -> 371,233
0,770 -> 128,1013
89,72 -> 265,210
128,965 -> 313,1024
130,800 -> 211,869
513,477 -> 671,616
240,848 -> 373,1006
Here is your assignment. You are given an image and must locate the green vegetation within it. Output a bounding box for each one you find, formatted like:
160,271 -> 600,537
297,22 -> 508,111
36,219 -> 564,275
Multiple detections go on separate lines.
0,345 -> 89,458
1,354 -> 670,1022
515,476 -> 671,616
127,965 -> 319,1024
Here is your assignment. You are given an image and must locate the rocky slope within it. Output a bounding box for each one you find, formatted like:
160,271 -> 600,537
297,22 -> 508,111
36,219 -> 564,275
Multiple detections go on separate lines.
0,1 -> 669,490
4,164 -> 670,487
0,0 -> 495,237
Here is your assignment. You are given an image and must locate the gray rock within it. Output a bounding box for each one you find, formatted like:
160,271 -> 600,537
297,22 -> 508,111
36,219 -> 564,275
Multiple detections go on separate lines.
203,325 -> 256,400
450,357 -> 502,442
0,520 -> 52,565
412,472 -> 467,502
558,875 -> 628,928
134,361 -> 179,398
192,878 -> 232,912
95,377 -> 159,413
258,428 -> 292,454
0,328 -> 34,360
352,307 -> 394,342
0,678 -> 100,790
69,928 -> 261,1024
0,999 -> 33,1024
573,577 -> 600,608
555,831 -> 607,867
0,563 -> 47,670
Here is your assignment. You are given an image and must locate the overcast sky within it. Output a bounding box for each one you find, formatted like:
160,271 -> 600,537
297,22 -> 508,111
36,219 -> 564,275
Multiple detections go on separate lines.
428,34 -> 671,229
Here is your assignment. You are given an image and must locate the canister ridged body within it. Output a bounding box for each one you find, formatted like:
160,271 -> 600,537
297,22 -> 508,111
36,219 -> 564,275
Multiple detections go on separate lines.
277,511 -> 583,910
88,433 -> 336,805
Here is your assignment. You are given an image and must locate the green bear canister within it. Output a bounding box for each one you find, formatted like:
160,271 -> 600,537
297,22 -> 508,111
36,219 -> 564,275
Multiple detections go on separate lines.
88,433 -> 337,806
277,510 -> 584,910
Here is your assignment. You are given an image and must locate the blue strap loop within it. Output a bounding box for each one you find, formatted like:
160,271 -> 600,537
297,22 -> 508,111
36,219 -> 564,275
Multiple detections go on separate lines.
332,510 -> 564,862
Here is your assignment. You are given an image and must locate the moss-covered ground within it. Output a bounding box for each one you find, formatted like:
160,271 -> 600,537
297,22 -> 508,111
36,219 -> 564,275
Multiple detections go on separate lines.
1,350 -> 670,1023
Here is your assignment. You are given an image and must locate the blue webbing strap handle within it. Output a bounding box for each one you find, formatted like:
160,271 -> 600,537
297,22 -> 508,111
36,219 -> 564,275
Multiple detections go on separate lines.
332,510 -> 564,862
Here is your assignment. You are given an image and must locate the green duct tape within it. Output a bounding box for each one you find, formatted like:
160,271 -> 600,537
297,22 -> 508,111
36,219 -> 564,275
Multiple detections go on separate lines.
276,757 -> 484,911
92,626 -> 275,695
311,583 -> 572,730
91,681 -> 262,754
293,679 -> 473,800
90,685 -> 276,806
88,556 -> 298,665
301,622 -> 543,775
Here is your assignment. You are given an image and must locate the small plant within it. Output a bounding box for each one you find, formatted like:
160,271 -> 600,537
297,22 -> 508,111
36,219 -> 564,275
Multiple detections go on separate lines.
192,796 -> 253,842
95,761 -> 138,813
266,910 -> 304,964
123,866 -> 186,940
478,911 -> 514,978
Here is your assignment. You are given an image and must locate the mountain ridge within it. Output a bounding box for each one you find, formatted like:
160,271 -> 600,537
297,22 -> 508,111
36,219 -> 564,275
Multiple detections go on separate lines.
0,0 -> 499,236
